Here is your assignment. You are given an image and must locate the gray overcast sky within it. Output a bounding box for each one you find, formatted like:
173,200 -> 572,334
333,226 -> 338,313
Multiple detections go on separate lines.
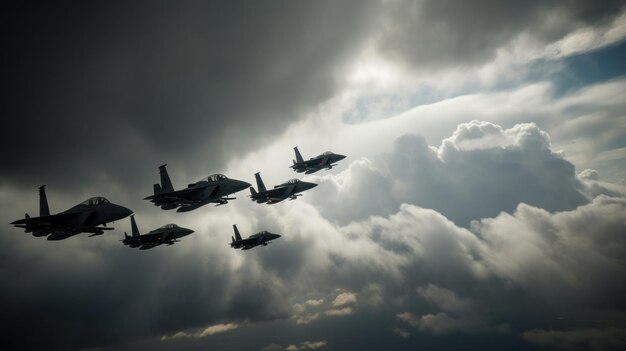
2,1 -> 626,350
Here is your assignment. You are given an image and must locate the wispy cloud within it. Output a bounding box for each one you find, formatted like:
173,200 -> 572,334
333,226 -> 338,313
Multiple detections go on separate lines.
392,328 -> 410,338
262,340 -> 327,351
161,323 -> 239,341
332,292 -> 357,307
324,307 -> 353,317
292,291 -> 358,324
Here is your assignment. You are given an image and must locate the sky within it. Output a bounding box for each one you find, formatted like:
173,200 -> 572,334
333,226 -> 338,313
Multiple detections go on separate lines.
2,1 -> 626,350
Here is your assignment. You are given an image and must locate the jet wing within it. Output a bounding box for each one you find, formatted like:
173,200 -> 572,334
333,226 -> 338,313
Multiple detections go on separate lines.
234,237 -> 260,248
154,185 -> 218,204
266,184 -> 296,202
133,231 -> 169,244
303,157 -> 322,167
138,231 -> 176,249
126,234 -> 160,249
122,237 -> 141,246
12,212 -> 86,231
297,156 -> 327,173
139,243 -> 160,250
319,156 -> 329,167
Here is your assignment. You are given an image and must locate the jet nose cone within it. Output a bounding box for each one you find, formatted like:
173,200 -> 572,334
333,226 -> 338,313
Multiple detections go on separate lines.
236,180 -> 251,190
121,206 -> 133,218
114,205 -> 133,219
336,154 -> 347,161
178,228 -> 194,237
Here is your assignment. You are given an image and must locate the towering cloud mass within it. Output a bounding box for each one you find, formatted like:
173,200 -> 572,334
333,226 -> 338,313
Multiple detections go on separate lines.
309,121 -> 589,225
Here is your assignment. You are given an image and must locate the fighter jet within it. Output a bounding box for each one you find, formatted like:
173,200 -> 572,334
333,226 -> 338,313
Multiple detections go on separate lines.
10,185 -> 133,240
121,215 -> 194,250
290,146 -> 346,174
144,164 -> 250,212
229,224 -> 281,250
249,172 -> 317,204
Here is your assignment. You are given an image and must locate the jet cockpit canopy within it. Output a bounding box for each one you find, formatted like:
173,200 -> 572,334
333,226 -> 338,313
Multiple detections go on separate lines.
278,179 -> 300,187
191,174 -> 228,186
207,174 -> 228,182
80,197 -> 110,206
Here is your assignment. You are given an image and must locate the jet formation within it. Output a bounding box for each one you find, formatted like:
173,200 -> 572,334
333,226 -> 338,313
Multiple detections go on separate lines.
11,147 -> 345,249
121,215 -> 194,250
11,185 -> 133,240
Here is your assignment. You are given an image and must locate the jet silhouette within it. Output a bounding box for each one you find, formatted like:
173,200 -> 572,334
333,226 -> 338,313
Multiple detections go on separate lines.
230,224 -> 281,250
290,146 -> 346,174
121,215 -> 194,250
249,172 -> 317,204
11,185 -> 133,240
144,164 -> 250,212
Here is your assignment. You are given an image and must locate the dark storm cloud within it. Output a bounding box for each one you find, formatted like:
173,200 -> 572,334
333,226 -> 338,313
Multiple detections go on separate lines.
0,236 -> 233,350
2,1 -> 379,190
0,220 -> 301,350
3,0 -> 625,192
379,0 -> 626,70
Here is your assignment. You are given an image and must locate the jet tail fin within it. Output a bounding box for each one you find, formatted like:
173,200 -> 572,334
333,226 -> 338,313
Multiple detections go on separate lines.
254,172 -> 266,192
130,215 -> 140,237
39,185 -> 50,217
249,187 -> 257,197
233,224 -> 242,241
294,146 -> 304,163
153,183 -> 162,195
158,164 -> 174,193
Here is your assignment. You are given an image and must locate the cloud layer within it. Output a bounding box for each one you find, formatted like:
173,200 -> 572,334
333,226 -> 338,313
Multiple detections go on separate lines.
4,119 -> 625,350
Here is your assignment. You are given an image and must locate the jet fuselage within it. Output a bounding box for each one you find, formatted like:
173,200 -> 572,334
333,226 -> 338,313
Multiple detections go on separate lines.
249,173 -> 317,204
230,225 -> 281,250
291,147 -> 346,174
122,216 -> 194,250
11,188 -> 132,240
144,166 -> 250,212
